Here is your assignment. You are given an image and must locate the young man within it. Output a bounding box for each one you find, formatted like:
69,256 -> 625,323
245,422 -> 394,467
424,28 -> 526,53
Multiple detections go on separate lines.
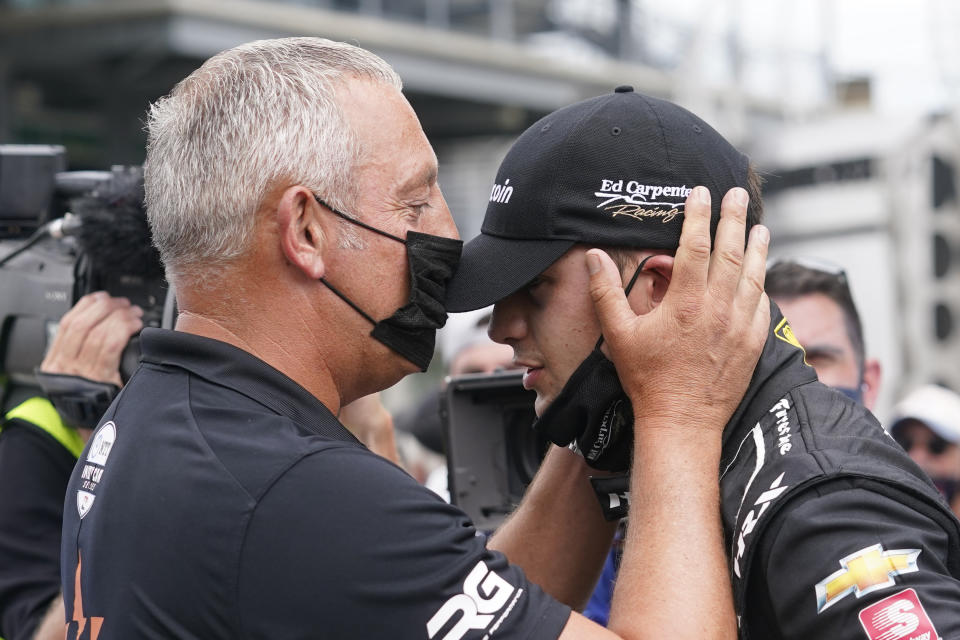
60,39 -> 769,639
766,259 -> 882,408
445,86 -> 960,639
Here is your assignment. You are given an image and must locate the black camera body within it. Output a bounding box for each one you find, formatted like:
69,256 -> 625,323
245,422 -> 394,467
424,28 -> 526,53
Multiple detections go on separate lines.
441,371 -> 550,531
0,145 -> 170,403
0,231 -> 76,386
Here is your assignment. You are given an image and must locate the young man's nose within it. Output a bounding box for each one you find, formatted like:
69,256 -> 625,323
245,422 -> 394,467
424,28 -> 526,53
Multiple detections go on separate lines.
488,296 -> 525,345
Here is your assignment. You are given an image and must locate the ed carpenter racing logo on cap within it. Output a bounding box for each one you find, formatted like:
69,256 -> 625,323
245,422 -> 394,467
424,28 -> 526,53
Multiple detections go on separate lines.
594,179 -> 691,224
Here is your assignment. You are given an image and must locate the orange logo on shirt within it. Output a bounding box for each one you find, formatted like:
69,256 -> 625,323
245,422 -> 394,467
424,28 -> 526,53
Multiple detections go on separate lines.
66,551 -> 103,639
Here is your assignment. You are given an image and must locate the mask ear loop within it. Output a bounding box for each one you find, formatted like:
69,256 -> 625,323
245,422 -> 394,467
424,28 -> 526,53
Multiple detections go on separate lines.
320,278 -> 377,326
314,196 -> 406,243
593,254 -> 654,351
313,194 -> 407,326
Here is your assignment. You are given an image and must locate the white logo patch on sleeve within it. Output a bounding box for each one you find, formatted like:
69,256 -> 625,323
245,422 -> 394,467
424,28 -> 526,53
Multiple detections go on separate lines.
86,421 -> 116,465
77,490 -> 96,519
427,560 -> 523,640
75,421 -> 117,518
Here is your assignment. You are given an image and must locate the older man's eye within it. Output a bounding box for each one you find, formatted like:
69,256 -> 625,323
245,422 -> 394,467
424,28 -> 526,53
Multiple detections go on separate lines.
409,202 -> 431,217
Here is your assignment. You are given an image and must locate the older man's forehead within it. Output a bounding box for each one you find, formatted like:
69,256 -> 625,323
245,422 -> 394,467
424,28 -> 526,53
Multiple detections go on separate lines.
344,86 -> 436,179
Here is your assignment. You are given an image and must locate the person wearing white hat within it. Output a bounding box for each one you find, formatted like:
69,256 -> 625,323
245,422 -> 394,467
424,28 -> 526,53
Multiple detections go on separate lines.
890,384 -> 960,517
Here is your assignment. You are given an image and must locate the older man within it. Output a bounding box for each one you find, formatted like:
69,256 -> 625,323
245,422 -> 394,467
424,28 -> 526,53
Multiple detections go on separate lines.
60,39 -> 768,639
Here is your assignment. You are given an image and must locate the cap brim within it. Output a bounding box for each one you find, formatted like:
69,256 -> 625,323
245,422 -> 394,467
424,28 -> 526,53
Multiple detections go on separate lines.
890,415 -> 960,443
445,233 -> 575,312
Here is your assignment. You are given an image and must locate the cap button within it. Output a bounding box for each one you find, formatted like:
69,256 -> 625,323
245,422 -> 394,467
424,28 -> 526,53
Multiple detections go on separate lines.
614,85 -> 634,93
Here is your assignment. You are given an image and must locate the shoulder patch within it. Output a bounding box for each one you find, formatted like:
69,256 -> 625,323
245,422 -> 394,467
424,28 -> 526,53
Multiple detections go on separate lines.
774,317 -> 805,354
86,421 -> 117,466
816,544 -> 921,613
77,490 -> 96,519
858,588 -> 937,640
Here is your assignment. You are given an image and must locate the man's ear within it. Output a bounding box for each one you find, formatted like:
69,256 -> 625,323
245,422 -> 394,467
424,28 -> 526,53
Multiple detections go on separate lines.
277,187 -> 326,280
627,254 -> 674,312
861,357 -> 882,411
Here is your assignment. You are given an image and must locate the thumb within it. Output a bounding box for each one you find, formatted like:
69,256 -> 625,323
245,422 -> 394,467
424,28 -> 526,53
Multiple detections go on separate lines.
586,249 -> 635,347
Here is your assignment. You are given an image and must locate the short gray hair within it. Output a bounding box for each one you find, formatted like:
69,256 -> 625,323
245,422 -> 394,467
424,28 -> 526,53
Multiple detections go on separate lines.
144,37 -> 402,282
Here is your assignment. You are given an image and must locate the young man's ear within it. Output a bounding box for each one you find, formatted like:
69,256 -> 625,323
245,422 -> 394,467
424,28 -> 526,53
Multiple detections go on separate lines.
860,357 -> 883,412
276,186 -> 327,280
627,254 -> 674,312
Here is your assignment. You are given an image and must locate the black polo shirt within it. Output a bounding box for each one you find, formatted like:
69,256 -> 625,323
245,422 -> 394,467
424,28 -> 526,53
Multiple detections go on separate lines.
61,328 -> 570,640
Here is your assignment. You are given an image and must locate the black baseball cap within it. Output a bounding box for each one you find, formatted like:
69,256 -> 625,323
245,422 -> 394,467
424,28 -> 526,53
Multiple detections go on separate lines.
445,86 -> 750,312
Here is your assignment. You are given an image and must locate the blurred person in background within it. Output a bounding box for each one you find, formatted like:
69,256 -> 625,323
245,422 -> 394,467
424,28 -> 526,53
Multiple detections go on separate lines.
337,392 -> 401,466
0,168 -> 151,640
765,258 -> 881,409
890,384 -> 960,518
441,307 -> 516,378
0,292 -> 143,640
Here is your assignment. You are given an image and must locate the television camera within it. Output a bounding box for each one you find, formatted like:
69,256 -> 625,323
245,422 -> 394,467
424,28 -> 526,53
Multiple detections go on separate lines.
441,371 -> 550,530
0,144 -> 171,417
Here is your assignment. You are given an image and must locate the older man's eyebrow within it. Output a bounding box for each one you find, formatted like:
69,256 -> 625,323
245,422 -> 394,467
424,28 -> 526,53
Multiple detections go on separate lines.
399,164 -> 438,193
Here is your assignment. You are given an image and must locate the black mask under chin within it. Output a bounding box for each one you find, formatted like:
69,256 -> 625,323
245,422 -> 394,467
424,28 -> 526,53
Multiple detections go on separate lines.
316,197 -> 462,372
833,384 -> 864,405
532,256 -> 652,472
535,349 -> 634,471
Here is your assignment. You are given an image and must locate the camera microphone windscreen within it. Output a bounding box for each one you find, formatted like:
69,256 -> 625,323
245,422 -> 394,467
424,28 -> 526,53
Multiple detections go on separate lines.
67,167 -> 164,280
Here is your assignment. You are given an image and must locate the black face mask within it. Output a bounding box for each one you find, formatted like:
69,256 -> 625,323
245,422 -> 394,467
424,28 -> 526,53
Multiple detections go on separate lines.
532,256 -> 652,472
834,384 -> 864,405
315,197 -> 463,372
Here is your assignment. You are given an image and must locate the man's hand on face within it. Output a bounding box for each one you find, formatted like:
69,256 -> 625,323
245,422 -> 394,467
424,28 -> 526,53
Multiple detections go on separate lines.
40,292 -> 144,388
585,185 -> 770,431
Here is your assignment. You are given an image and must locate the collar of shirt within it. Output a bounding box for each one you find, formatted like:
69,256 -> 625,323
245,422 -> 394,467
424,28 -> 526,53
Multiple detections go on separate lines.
138,328 -> 359,444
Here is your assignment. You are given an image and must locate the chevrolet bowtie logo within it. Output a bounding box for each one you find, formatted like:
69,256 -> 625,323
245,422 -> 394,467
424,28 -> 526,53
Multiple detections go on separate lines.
815,544 -> 921,613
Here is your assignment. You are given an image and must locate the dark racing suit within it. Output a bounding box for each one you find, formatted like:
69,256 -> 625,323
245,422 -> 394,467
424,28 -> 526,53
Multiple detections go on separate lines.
722,307 -> 960,639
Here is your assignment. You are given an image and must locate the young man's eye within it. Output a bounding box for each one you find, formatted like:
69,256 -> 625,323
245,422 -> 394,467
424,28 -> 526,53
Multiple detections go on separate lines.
525,277 -> 546,292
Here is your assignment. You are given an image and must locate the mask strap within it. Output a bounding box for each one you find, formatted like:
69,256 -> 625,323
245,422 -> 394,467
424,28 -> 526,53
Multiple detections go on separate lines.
320,277 -> 377,326
314,196 -> 406,244
593,254 -> 654,351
